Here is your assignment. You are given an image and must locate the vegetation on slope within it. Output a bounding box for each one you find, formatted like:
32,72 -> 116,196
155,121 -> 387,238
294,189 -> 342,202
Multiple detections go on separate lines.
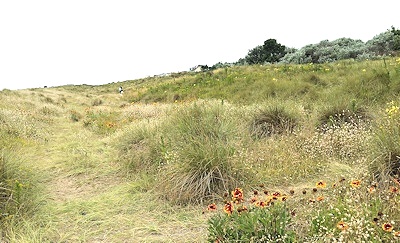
1,56 -> 400,241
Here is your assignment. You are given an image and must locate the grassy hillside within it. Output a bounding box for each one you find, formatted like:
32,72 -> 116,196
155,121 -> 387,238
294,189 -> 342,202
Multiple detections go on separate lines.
1,57 -> 400,242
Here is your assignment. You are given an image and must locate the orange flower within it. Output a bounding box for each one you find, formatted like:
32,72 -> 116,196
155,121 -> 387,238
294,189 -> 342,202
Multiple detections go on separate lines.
223,202 -> 234,215
316,180 -> 327,188
350,180 -> 361,188
207,203 -> 217,211
382,223 -> 394,232
232,188 -> 244,203
337,221 -> 349,231
394,231 -> 400,237
316,196 -> 324,201
389,186 -> 399,193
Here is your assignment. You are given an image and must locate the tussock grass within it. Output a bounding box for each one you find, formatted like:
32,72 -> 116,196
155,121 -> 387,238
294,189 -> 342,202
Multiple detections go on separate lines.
152,101 -> 250,204
249,101 -> 301,139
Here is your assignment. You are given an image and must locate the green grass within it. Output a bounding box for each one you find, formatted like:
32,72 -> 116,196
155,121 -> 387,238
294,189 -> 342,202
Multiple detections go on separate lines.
1,56 -> 400,242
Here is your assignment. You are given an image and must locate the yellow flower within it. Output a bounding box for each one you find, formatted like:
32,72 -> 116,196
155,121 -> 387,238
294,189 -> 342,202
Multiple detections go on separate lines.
362,69 -> 366,72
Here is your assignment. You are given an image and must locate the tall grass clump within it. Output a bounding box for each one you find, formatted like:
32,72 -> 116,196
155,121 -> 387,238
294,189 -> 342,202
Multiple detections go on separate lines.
116,120 -> 162,175
370,101 -> 400,179
249,102 -> 301,139
157,101 -> 247,204
0,149 -> 34,238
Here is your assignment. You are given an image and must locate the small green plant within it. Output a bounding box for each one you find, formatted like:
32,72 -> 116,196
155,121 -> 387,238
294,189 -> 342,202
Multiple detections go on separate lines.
69,110 -> 82,122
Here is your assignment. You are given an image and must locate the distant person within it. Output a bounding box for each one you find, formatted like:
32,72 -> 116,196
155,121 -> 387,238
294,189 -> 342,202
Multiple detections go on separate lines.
119,86 -> 124,95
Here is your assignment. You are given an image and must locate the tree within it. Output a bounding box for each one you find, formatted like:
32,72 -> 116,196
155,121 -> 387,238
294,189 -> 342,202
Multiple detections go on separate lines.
244,39 -> 286,64
390,26 -> 400,51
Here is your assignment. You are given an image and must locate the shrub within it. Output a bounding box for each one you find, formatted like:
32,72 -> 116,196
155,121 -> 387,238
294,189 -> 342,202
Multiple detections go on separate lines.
280,38 -> 367,64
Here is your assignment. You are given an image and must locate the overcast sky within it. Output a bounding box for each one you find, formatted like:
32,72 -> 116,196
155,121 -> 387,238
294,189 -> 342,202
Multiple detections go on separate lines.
1,1 -> 399,90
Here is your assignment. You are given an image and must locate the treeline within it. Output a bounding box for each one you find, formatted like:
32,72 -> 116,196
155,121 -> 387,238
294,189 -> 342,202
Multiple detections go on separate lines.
208,26 -> 400,70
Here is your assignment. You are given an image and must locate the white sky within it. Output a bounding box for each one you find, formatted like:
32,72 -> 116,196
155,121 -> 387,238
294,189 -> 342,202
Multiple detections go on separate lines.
1,0 -> 399,90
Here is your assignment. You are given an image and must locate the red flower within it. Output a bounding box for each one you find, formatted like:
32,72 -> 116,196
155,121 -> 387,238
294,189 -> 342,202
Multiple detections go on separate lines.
272,191 -> 281,197
231,188 -> 244,203
382,223 -> 394,232
207,203 -> 217,211
316,180 -> 326,188
255,201 -> 267,208
350,180 -> 361,188
389,186 -> 399,193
